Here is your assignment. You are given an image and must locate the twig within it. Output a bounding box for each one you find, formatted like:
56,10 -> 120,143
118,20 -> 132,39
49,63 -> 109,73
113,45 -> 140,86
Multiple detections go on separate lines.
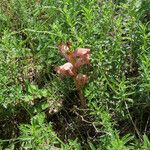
74,111 -> 92,124
125,101 -> 142,141
144,115 -> 150,134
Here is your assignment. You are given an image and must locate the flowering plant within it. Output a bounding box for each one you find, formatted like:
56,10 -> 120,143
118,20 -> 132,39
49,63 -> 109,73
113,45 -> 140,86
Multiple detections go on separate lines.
56,42 -> 91,108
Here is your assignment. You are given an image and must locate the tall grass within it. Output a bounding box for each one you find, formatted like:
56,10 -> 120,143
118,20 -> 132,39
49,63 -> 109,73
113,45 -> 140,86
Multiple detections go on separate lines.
0,0 -> 150,149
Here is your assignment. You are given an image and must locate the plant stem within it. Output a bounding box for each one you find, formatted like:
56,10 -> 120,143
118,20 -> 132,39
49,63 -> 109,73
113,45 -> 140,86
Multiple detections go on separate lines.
74,78 -> 87,108
69,52 -> 87,108
78,87 -> 86,108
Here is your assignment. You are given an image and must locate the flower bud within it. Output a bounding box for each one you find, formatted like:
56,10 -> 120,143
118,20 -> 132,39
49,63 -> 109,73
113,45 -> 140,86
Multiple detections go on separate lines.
58,42 -> 72,62
76,74 -> 88,86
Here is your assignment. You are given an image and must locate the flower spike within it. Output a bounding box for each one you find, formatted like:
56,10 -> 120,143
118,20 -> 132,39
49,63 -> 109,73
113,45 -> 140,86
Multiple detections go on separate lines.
56,42 -> 91,108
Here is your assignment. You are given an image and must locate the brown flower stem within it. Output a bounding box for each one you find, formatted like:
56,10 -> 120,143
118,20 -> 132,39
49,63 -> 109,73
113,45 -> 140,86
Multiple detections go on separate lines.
69,52 -> 87,108
74,78 -> 87,108
78,87 -> 87,108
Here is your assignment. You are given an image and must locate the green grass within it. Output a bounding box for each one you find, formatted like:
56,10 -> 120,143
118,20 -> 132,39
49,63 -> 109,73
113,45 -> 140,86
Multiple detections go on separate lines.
0,0 -> 150,149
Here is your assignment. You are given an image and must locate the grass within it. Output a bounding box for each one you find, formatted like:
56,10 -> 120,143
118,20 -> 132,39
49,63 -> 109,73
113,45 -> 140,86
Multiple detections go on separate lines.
0,0 -> 150,149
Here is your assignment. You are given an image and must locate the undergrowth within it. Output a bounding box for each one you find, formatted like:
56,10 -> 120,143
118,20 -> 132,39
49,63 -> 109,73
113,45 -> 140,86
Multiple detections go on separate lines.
0,0 -> 150,149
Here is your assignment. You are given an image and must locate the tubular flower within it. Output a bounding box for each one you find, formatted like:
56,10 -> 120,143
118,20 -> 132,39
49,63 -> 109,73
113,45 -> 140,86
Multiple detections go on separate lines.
58,42 -> 71,61
73,48 -> 90,68
56,62 -> 74,76
76,74 -> 88,86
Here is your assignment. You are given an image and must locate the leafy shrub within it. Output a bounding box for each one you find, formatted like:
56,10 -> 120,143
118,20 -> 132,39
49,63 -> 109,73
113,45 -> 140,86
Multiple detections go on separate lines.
0,0 -> 150,149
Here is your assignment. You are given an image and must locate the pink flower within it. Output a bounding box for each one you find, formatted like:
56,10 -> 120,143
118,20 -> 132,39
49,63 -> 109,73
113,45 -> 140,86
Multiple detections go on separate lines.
56,62 -> 74,76
76,74 -> 88,86
74,48 -> 90,68
74,48 -> 90,57
58,42 -> 71,61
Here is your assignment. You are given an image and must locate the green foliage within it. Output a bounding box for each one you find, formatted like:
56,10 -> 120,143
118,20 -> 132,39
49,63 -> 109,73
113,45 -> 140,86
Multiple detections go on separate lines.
0,0 -> 150,149
143,134 -> 150,150
19,113 -> 60,149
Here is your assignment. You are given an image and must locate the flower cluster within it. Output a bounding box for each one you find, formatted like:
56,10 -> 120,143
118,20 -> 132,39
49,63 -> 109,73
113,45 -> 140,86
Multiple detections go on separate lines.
56,42 -> 91,107
56,42 -> 90,87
